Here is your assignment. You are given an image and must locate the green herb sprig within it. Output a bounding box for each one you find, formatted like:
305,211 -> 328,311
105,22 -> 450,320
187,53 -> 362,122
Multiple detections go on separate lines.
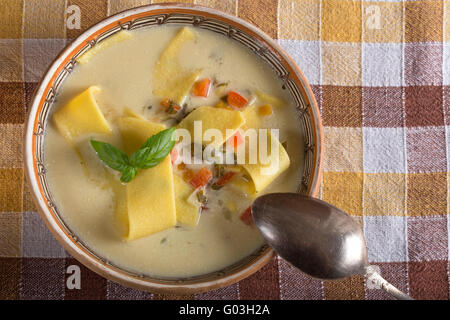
90,127 -> 176,183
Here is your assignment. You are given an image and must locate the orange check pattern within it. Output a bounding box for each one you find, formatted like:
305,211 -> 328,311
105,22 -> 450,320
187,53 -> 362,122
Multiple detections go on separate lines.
0,0 -> 449,300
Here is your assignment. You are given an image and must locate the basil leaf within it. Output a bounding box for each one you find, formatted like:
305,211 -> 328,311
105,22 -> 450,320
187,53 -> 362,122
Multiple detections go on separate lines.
129,147 -> 152,167
120,166 -> 137,183
142,126 -> 176,149
139,159 -> 162,169
131,127 -> 176,169
90,139 -> 130,171
89,127 -> 176,184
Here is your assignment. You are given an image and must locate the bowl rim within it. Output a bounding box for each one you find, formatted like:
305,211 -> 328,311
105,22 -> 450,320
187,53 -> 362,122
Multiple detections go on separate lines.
24,3 -> 324,295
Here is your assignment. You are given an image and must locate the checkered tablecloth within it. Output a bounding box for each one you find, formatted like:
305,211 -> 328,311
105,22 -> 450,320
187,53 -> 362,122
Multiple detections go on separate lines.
0,0 -> 449,300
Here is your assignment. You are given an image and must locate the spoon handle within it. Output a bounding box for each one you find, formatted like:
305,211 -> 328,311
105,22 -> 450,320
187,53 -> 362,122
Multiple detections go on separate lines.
365,266 -> 413,300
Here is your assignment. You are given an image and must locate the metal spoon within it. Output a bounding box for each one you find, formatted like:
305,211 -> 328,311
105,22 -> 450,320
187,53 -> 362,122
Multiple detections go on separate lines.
252,193 -> 412,300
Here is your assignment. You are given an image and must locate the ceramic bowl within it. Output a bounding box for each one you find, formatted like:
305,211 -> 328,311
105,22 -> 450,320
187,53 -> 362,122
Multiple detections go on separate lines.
24,3 -> 323,294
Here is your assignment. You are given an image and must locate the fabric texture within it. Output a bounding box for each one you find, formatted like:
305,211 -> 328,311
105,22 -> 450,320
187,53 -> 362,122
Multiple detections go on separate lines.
0,0 -> 449,300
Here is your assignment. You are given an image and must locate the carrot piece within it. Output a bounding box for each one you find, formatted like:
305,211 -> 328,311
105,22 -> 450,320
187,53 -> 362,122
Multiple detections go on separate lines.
170,147 -> 178,164
213,171 -> 236,188
240,206 -> 253,225
160,98 -> 181,114
227,91 -> 248,109
189,167 -> 213,189
192,78 -> 211,97
160,98 -> 171,109
227,130 -> 244,149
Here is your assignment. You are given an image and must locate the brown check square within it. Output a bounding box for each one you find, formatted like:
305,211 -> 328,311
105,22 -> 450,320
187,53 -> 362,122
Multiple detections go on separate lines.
0,40 -> 24,82
0,212 -> 22,257
0,0 -> 23,38
323,274 -> 365,300
24,82 -> 38,113
322,86 -> 362,127
66,0 -> 108,38
23,175 -> 37,212
0,123 -> 24,168
406,127 -> 447,173
408,261 -> 449,300
278,257 -> 323,299
365,262 -> 408,300
405,43 -> 442,86
408,216 -> 448,261
0,257 -> 21,300
0,82 -> 25,124
0,168 -> 23,212
64,258 -> 107,299
405,86 -> 444,128
407,173 -> 447,217
23,0 -> 66,38
21,257 -> 65,300
238,258 -> 280,299
444,86 -> 450,126
405,1 -> 443,43
362,87 -> 403,128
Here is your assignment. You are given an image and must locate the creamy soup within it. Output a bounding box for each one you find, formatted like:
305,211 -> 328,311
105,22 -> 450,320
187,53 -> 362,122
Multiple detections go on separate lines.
44,26 -> 304,278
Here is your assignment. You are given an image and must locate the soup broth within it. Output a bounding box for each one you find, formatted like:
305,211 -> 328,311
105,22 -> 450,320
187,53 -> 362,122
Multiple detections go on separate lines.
44,26 -> 304,278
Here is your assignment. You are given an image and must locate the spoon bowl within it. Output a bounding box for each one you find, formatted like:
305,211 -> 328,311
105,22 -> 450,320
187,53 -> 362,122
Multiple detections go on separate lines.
252,193 -> 367,279
252,193 -> 413,300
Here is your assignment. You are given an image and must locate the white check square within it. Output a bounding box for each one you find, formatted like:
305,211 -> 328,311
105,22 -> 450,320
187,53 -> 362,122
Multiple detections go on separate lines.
443,43 -> 450,86
278,39 -> 320,85
364,215 -> 408,263
22,211 -> 66,258
23,39 -> 66,82
362,43 -> 402,87
363,127 -> 406,173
